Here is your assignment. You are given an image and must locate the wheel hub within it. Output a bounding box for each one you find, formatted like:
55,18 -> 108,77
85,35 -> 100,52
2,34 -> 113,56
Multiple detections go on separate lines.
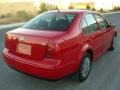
81,57 -> 91,78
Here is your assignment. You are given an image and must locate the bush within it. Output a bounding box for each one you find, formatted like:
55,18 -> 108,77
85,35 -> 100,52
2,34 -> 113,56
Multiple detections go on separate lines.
86,4 -> 91,10
0,10 -> 35,25
16,10 -> 34,21
47,5 -> 58,10
6,13 -> 12,18
99,8 -> 104,12
92,7 -> 96,11
52,6 -> 58,10
17,10 -> 28,17
0,15 -> 6,19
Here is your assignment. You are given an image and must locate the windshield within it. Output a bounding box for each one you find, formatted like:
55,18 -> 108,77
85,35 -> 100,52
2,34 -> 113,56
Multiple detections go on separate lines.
23,12 -> 77,31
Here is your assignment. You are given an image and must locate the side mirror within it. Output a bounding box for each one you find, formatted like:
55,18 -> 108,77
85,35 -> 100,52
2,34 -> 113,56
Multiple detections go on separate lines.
109,22 -> 116,28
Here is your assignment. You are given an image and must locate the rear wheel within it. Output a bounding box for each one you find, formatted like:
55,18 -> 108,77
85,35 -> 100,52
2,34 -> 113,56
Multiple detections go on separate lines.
76,53 -> 92,81
109,36 -> 116,50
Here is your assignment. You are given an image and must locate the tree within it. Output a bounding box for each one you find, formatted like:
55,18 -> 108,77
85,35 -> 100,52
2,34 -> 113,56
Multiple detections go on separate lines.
113,6 -> 120,11
69,4 -> 74,9
92,7 -> 96,11
100,8 -> 104,12
86,4 -> 91,10
38,3 -> 48,14
118,7 -> 120,10
113,6 -> 117,11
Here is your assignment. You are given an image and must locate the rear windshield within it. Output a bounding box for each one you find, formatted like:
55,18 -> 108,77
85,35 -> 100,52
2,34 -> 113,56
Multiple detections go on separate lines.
23,12 -> 77,31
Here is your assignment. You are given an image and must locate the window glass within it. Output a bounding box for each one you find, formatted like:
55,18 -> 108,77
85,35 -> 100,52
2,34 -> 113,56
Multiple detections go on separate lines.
55,14 -> 66,21
82,19 -> 90,34
66,14 -> 76,22
23,12 -> 77,31
85,14 -> 98,33
94,14 -> 109,29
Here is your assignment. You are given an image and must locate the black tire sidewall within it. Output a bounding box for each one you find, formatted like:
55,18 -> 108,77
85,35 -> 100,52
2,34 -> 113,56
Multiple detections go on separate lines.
78,53 -> 92,81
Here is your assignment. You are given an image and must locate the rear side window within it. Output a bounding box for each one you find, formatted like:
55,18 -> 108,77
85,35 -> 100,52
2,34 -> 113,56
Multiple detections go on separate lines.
85,14 -> 98,33
82,19 -> 90,34
94,14 -> 109,29
23,12 -> 77,31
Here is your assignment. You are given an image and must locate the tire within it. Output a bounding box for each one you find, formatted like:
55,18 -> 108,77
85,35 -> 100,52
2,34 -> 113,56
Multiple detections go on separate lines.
109,36 -> 117,51
76,53 -> 92,81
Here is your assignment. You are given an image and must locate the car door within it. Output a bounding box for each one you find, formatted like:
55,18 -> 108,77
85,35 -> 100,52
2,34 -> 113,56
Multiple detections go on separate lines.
82,13 -> 105,60
93,13 -> 113,51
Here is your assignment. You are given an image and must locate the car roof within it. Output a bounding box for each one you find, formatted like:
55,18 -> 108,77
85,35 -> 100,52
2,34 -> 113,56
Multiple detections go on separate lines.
47,10 -> 97,14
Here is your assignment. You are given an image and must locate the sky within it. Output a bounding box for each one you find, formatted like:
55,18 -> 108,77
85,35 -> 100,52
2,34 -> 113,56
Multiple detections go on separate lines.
0,0 -> 120,9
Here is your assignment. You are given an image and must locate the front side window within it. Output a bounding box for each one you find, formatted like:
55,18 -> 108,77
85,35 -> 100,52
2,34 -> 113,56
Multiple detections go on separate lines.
85,14 -> 98,33
23,12 -> 77,31
94,14 -> 109,29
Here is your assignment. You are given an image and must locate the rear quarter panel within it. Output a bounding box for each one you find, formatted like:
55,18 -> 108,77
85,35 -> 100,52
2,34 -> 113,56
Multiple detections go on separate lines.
54,13 -> 85,73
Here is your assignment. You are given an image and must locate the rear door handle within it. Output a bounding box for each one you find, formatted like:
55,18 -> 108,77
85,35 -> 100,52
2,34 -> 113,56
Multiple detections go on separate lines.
103,30 -> 107,33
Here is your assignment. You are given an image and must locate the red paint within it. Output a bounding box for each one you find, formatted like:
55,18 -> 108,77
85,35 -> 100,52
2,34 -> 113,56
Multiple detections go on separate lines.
3,10 -> 117,80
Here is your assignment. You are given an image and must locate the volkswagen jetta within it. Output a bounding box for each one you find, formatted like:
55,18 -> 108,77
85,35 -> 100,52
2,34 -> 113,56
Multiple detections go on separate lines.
3,10 -> 117,81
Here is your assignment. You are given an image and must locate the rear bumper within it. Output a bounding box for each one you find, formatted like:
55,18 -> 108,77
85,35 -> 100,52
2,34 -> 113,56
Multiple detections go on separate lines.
3,48 -> 71,80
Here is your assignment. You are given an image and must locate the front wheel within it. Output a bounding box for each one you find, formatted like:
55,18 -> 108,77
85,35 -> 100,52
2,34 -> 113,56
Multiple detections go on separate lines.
76,53 -> 92,81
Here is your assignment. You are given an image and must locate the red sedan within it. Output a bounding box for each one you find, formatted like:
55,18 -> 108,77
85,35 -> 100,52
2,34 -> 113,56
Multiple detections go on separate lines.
3,10 -> 117,81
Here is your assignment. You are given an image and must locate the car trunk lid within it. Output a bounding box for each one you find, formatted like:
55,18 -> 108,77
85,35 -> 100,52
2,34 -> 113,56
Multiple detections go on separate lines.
5,28 -> 64,60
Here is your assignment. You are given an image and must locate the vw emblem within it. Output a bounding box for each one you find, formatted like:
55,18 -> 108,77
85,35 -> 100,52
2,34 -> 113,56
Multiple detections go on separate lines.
19,36 -> 24,42
40,42 -> 47,46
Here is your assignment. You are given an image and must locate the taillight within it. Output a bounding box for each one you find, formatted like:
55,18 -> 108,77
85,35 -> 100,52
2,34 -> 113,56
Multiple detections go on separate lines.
48,43 -> 56,51
5,32 -> 13,50
46,42 -> 60,59
5,32 -> 11,49
5,32 -> 12,40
